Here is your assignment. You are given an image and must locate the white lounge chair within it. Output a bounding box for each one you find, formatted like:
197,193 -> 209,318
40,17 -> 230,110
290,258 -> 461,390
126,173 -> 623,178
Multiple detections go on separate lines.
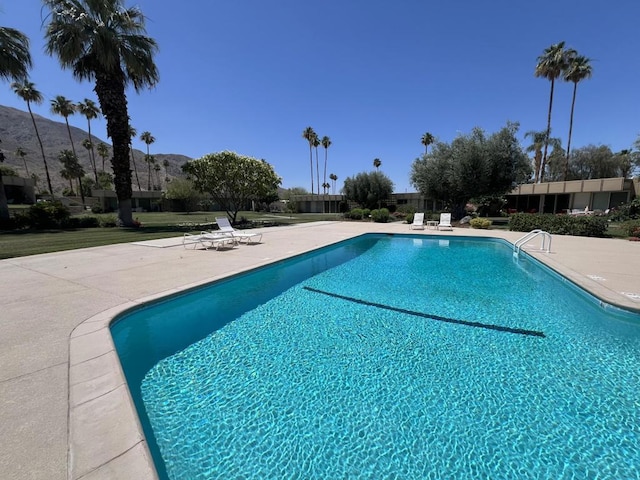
437,213 -> 453,231
214,217 -> 263,244
410,212 -> 425,230
183,231 -> 236,250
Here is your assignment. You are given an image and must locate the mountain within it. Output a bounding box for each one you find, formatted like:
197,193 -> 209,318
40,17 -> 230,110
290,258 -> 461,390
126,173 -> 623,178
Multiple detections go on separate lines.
0,104 -> 191,192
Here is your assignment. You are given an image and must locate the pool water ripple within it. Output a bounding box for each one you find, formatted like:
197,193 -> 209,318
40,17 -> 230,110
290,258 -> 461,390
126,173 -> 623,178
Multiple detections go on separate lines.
137,236 -> 640,479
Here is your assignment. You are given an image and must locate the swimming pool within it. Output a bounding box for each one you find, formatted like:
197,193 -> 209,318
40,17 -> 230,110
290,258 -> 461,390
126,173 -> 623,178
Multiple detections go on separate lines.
111,234 -> 640,479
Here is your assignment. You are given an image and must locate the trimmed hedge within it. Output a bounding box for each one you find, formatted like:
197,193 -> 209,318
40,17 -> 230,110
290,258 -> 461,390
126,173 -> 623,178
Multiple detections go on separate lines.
370,208 -> 390,223
509,213 -> 608,237
470,218 -> 492,229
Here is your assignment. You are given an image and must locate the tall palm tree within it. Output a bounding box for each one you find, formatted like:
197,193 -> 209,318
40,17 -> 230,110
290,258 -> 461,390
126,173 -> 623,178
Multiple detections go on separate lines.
140,131 -> 155,190
421,132 -> 434,154
321,135 -> 331,195
12,81 -> 55,196
77,98 -> 100,182
302,127 -> 316,194
96,142 -> 109,172
0,26 -> 32,82
153,163 -> 161,190
15,146 -> 29,176
535,41 -> 574,183
162,158 -> 170,186
563,55 -> 592,180
373,158 -> 381,170
525,129 -> 561,183
58,149 -> 85,204
313,135 -> 320,196
128,125 -> 142,190
44,0 -> 159,226
329,173 -> 337,194
51,95 -> 78,158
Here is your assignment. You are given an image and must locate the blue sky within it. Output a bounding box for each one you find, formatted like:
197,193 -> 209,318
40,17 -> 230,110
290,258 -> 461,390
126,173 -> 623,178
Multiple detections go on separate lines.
2,0 -> 639,192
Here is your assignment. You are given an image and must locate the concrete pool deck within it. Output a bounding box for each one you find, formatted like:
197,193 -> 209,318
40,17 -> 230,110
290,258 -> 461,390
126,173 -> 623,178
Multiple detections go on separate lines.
1,221 -> 639,479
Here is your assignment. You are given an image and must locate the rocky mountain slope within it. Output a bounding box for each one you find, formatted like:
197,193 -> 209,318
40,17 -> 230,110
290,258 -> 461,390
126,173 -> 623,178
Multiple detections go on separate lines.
0,104 -> 191,193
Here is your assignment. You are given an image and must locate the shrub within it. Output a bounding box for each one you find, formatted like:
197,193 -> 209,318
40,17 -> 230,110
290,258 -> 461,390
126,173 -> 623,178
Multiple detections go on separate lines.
370,208 -> 390,223
609,197 -> 640,221
406,212 -> 415,224
91,205 -> 104,214
99,215 -> 118,228
470,218 -> 492,229
362,209 -> 371,218
621,220 -> 640,238
348,208 -> 364,220
25,201 -> 70,229
509,213 -> 608,237
64,215 -> 101,228
396,205 -> 416,215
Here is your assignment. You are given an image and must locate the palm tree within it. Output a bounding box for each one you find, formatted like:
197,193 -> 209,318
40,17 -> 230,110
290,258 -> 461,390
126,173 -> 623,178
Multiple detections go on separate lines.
563,54 -> 592,180
128,125 -> 142,190
96,142 -> 109,172
321,135 -> 331,196
15,146 -> 29,176
140,131 -> 155,190
535,41 -> 574,182
58,149 -> 85,204
329,173 -> 338,194
44,0 -> 159,226
0,25 -> 32,82
77,99 -> 100,182
153,163 -> 161,190
373,158 -> 381,170
12,81 -> 55,196
525,130 -> 561,183
421,132 -> 434,154
51,95 -> 78,158
302,127 -> 316,194
313,135 -> 321,196
162,158 -> 170,186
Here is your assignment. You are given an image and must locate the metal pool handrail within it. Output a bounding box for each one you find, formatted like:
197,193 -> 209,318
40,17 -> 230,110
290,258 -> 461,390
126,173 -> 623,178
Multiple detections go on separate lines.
513,229 -> 552,257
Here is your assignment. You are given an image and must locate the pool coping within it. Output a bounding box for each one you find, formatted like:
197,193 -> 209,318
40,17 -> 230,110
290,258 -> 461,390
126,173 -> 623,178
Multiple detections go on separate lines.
3,222 -> 639,479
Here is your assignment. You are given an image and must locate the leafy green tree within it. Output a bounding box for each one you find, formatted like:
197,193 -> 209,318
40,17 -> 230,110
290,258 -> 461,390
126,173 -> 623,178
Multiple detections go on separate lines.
44,0 -> 159,226
411,123 -> 530,217
302,127 -> 316,194
568,145 -> 618,180
12,81 -> 55,196
183,151 -> 282,224
140,131 -> 155,190
545,141 -> 568,181
15,146 -> 29,176
563,54 -> 592,180
421,132 -> 435,154
535,41 -> 574,182
77,99 -> 100,182
0,24 -> 32,81
165,177 -> 204,213
343,171 -> 394,210
614,150 -> 633,179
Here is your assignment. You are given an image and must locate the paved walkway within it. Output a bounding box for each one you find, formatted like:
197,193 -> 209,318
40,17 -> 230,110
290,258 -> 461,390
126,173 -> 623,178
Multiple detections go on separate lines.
1,222 -> 639,479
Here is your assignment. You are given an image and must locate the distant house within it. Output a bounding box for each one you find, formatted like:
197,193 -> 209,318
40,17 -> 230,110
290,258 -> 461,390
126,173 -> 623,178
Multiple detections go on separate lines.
293,177 -> 639,215
505,177 -> 638,214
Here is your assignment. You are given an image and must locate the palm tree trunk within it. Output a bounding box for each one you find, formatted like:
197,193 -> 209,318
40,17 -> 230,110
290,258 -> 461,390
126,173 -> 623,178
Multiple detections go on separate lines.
323,149 -> 328,196
0,173 -> 10,221
564,82 -> 578,181
129,144 -> 141,190
86,120 -> 98,183
94,69 -> 133,226
27,102 -> 54,197
540,78 -> 555,183
309,144 -> 314,194
315,147 -> 320,197
65,120 -> 78,158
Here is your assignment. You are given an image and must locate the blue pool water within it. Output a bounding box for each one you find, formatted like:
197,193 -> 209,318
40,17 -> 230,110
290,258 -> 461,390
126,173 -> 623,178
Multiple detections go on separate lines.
111,234 -> 640,479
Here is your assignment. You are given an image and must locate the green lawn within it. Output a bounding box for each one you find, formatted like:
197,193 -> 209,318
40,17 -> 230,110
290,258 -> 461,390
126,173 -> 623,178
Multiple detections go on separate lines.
0,211 -> 341,259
